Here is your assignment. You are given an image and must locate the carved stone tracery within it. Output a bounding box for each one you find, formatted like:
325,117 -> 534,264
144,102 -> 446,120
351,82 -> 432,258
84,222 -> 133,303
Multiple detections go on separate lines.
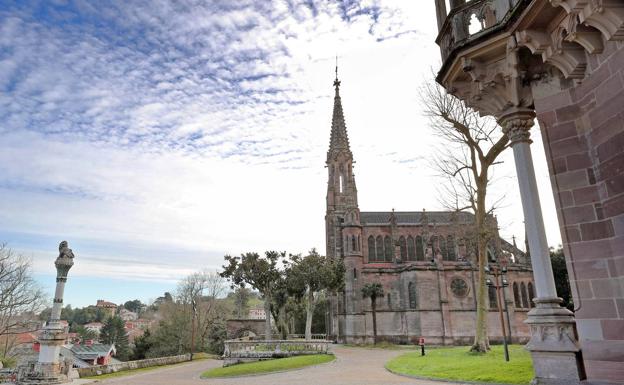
550,0 -> 624,41
512,0 -> 623,81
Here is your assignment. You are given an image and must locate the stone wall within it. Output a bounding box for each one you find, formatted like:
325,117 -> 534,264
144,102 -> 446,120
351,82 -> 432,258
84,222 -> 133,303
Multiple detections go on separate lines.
533,40 -> 624,384
76,354 -> 190,378
337,264 -> 533,345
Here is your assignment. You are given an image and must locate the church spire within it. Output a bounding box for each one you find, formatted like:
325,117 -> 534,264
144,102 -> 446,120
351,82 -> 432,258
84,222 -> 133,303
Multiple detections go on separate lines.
328,60 -> 351,161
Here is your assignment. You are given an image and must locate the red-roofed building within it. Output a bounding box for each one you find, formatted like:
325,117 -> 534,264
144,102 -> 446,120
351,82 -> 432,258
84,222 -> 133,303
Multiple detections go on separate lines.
96,300 -> 117,317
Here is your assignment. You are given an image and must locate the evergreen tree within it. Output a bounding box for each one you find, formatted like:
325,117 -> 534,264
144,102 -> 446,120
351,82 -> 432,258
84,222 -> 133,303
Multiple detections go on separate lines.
286,249 -> 344,340
100,316 -> 130,361
123,299 -> 144,314
132,328 -> 153,360
550,246 -> 573,311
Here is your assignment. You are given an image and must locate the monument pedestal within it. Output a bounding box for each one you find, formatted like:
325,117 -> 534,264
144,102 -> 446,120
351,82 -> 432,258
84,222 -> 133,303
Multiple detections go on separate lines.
525,298 -> 585,385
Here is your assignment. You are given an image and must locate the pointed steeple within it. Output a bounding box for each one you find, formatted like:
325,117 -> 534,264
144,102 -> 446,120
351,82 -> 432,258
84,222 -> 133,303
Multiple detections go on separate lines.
327,62 -> 351,161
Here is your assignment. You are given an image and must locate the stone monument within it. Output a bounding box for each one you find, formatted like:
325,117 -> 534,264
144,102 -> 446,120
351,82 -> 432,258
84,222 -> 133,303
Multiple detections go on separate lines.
19,241 -> 75,385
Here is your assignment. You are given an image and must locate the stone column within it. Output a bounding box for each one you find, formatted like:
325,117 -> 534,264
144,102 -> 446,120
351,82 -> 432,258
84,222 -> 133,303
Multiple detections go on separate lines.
499,109 -> 585,385
21,241 -> 75,385
434,0 -> 448,32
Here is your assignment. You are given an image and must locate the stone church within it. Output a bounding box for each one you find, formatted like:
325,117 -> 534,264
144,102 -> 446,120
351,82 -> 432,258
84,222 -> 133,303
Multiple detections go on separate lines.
324,73 -> 535,345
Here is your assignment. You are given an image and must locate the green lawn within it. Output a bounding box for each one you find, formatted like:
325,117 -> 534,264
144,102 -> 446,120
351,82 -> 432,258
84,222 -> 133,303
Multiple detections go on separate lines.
386,345 -> 534,385
201,354 -> 335,378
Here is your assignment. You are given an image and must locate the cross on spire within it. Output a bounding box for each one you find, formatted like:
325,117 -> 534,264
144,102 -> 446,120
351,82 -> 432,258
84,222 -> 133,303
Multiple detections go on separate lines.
333,55 -> 341,90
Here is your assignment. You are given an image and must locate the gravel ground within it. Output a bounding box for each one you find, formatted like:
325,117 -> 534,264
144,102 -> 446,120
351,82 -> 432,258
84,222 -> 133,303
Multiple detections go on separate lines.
78,345 -> 465,385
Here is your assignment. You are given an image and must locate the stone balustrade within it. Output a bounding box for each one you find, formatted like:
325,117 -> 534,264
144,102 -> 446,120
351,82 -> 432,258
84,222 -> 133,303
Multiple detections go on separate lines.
286,333 -> 329,340
436,0 -> 525,62
223,340 -> 332,367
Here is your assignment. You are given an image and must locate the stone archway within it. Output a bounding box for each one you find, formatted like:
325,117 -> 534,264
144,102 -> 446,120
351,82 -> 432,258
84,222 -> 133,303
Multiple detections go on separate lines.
226,319 -> 266,340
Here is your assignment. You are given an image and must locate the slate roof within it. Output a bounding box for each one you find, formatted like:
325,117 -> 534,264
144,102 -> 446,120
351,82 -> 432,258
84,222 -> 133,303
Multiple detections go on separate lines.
60,346 -> 90,368
70,343 -> 115,360
360,211 -> 475,225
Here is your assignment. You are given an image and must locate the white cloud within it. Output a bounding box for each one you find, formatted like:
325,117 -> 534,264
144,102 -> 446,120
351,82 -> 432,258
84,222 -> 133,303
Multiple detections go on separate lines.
0,0 -> 562,286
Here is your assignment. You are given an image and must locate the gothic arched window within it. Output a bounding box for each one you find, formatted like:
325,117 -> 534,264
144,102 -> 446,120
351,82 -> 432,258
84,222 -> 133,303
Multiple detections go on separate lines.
368,236 -> 376,262
358,235 -> 361,251
488,286 -> 498,309
513,282 -> 521,308
384,236 -> 393,262
376,236 -> 384,262
431,236 -> 438,257
351,235 -> 356,252
521,282 -> 529,308
447,235 -> 456,261
408,282 -> 417,309
440,236 -> 448,260
387,293 -> 392,309
527,282 -> 535,308
407,236 -> 416,261
416,236 -> 424,260
399,236 -> 407,260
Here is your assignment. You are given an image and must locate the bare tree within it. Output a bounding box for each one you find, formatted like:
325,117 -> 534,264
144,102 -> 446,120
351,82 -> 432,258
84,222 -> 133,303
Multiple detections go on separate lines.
421,80 -> 510,353
176,270 -> 226,350
0,244 -> 46,357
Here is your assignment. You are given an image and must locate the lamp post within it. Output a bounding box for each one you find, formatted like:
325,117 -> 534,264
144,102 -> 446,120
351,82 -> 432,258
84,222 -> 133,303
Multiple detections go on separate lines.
190,298 -> 196,361
485,264 -> 510,362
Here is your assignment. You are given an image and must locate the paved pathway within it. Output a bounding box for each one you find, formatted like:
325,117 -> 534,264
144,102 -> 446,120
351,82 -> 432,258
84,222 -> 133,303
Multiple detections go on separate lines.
85,345 -> 465,385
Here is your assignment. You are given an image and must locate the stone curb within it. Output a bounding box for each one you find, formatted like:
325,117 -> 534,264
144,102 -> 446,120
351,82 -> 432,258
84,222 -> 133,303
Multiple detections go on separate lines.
384,366 -> 518,385
83,359 -> 208,383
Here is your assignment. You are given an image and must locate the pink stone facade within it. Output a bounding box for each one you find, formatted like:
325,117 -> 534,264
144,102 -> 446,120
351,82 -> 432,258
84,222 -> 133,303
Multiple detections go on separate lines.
533,41 -> 624,383
324,73 -> 534,345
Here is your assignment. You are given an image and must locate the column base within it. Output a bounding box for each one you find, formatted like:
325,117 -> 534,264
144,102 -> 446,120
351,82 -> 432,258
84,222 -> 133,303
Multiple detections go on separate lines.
18,362 -> 69,385
525,297 -> 586,385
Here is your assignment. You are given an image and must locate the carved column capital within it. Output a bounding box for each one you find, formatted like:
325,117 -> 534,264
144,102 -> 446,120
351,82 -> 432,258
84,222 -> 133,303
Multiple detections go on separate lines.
498,108 -> 536,145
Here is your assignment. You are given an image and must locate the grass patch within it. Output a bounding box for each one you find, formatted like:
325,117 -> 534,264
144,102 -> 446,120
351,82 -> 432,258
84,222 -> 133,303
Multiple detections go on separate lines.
386,345 -> 534,385
201,354 -> 335,378
83,355 -> 215,380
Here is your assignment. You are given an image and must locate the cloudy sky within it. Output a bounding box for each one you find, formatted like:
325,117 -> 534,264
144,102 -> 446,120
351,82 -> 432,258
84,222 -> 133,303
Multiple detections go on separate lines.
0,0 -> 561,307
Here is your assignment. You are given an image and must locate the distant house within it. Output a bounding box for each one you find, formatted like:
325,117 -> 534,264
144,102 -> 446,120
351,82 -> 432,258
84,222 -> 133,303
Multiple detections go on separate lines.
96,300 -> 118,317
124,319 -> 152,331
118,308 -> 138,321
84,322 -> 104,334
126,328 -> 144,344
248,306 -> 266,320
95,299 -> 117,317
61,342 -> 116,367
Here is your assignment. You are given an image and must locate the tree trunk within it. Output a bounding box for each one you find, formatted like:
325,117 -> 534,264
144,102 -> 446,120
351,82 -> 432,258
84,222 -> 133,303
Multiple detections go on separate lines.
305,289 -> 315,340
371,298 -> 377,345
471,178 -> 490,353
263,296 -> 272,341
279,305 -> 288,340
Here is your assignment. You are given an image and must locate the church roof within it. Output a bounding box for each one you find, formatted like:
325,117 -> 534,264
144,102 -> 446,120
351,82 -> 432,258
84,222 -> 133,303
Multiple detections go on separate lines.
327,67 -> 351,160
360,211 -> 475,225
